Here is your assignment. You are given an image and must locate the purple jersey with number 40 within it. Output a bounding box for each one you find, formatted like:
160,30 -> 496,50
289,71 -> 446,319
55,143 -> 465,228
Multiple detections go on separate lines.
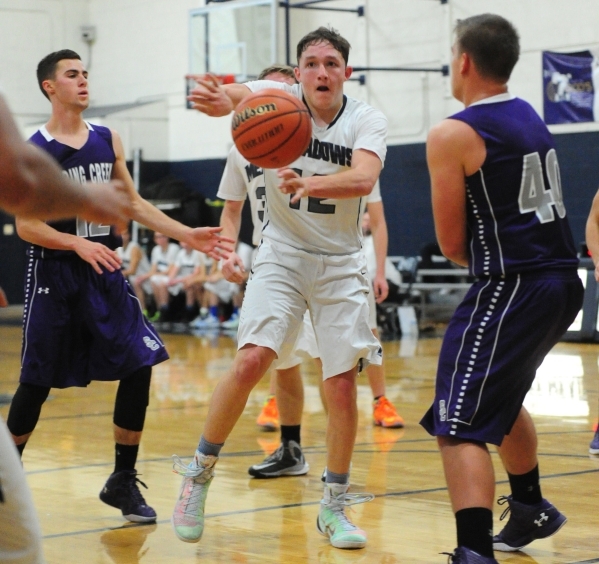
28,122 -> 121,259
450,95 -> 578,278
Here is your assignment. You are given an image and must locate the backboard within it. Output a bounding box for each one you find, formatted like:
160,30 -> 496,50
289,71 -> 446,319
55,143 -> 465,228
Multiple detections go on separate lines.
189,0 -> 278,81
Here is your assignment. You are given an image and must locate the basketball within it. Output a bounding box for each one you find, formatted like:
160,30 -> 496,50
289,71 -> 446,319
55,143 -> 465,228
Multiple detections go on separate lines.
231,88 -> 312,169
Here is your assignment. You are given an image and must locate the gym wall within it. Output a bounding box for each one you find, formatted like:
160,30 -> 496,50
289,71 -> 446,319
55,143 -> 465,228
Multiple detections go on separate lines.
0,0 -> 598,278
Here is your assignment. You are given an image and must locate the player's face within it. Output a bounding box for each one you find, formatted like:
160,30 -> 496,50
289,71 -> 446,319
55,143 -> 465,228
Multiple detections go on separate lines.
263,72 -> 295,86
154,233 -> 168,248
46,59 -> 89,109
295,41 -> 352,112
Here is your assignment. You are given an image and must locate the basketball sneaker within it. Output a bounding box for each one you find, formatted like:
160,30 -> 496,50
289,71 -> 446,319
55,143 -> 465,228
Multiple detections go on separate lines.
492,495 -> 566,551
444,547 -> 499,563
190,314 -> 220,329
256,395 -> 279,431
221,313 -> 240,330
589,428 -> 599,454
99,470 -> 157,523
248,439 -> 309,478
171,452 -> 217,543
317,483 -> 374,549
188,315 -> 204,329
373,396 -> 404,428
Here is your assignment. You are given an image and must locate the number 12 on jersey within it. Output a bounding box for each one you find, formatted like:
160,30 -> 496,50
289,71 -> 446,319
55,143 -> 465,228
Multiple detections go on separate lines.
287,170 -> 336,215
76,218 -> 111,238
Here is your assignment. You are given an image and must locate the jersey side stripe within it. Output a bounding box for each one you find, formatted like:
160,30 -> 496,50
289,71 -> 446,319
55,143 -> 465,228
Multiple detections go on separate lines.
479,169 -> 505,276
447,278 -> 491,410
21,258 -> 40,365
469,277 -> 520,426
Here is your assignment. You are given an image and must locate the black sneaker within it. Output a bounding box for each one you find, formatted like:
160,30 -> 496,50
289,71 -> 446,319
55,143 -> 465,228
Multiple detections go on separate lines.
445,547 -> 498,563
492,495 -> 566,551
248,440 -> 309,478
99,470 -> 157,523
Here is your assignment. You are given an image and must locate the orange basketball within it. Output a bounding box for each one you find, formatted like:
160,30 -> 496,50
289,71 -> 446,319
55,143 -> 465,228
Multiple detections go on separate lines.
231,88 -> 312,169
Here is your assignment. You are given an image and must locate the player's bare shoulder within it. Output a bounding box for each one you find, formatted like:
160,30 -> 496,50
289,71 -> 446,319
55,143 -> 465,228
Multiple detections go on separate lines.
427,118 -> 485,174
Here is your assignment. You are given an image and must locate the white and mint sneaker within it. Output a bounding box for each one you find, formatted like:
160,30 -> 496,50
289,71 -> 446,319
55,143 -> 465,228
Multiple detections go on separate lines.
316,482 -> 374,549
171,452 -> 217,543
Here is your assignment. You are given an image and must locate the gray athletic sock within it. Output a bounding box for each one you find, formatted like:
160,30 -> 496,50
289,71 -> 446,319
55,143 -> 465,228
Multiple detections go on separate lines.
325,469 -> 349,485
197,435 -> 223,457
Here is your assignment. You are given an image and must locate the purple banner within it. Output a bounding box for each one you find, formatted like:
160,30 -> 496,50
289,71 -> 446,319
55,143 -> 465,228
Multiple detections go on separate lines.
542,50 -> 599,124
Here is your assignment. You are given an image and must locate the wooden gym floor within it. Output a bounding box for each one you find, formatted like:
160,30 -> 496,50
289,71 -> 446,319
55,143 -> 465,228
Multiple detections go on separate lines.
0,325 -> 597,564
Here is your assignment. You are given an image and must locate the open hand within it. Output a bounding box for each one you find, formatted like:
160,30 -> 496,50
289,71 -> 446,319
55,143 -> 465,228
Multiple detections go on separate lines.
183,227 -> 235,262
186,74 -> 234,117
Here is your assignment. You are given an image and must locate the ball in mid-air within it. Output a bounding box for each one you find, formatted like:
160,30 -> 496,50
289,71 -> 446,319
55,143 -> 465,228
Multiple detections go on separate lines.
231,88 -> 312,169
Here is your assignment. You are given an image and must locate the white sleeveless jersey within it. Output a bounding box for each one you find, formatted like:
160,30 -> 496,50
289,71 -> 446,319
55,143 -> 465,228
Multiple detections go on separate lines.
150,242 -> 180,273
245,81 -> 388,255
117,241 -> 150,275
217,145 -> 265,246
174,248 -> 205,277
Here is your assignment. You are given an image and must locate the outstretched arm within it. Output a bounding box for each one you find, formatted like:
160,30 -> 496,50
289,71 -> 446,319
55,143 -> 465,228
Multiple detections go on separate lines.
109,129 -> 234,260
186,74 -> 252,117
0,95 -> 132,225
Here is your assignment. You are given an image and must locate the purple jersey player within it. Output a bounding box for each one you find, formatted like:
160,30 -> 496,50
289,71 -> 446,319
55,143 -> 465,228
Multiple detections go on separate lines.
0,88 -> 136,564
6,49 -> 233,525
419,15 -> 584,564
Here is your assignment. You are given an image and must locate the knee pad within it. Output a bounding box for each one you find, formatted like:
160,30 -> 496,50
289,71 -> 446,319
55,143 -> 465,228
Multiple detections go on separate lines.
7,383 -> 50,437
113,366 -> 151,432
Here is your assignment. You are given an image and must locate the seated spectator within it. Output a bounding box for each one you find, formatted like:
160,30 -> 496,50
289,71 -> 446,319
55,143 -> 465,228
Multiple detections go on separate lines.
116,224 -> 150,287
189,242 -> 252,330
132,232 -> 179,320
151,242 -> 208,322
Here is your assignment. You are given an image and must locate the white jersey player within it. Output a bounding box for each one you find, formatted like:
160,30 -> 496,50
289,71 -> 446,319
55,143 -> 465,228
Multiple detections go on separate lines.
173,27 -> 387,550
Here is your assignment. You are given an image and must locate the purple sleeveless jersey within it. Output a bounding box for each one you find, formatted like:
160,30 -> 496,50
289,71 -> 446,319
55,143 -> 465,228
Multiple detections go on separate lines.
420,96 -> 584,445
20,122 -> 168,388
28,122 -> 122,258
451,96 -> 578,277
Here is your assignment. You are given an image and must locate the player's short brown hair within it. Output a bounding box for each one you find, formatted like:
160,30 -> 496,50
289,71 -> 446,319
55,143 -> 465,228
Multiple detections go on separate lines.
455,14 -> 520,83
296,27 -> 351,65
258,65 -> 296,81
37,49 -> 82,100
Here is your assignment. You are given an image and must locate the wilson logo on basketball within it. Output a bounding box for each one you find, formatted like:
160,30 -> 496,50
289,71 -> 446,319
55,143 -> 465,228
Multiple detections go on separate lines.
232,103 -> 278,131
